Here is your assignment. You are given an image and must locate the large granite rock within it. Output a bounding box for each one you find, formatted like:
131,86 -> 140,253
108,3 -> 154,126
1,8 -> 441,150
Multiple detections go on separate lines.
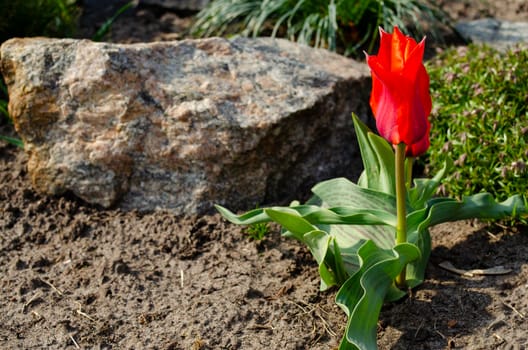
0,37 -> 370,214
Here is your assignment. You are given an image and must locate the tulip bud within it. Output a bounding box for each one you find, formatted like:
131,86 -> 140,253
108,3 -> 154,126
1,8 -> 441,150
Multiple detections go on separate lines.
366,27 -> 432,157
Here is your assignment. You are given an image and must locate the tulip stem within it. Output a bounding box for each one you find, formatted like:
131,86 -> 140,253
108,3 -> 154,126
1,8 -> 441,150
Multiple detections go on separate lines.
395,143 -> 408,289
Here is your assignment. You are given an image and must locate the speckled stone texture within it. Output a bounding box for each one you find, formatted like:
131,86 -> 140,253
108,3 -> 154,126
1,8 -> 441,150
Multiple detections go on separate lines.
0,37 -> 370,214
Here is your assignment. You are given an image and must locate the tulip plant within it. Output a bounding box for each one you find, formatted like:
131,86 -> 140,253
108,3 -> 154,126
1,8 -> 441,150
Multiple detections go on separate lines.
216,27 -> 527,350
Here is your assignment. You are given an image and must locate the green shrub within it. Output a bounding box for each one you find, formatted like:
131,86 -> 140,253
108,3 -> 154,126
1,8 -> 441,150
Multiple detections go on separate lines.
426,44 -> 528,202
0,0 -> 79,43
191,0 -> 449,56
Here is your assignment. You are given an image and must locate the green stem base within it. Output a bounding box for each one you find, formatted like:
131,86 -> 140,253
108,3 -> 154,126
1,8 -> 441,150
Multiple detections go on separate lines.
395,143 -> 407,288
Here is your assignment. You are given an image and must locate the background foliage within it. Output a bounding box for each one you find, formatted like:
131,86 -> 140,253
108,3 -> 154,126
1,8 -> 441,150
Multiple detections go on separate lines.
426,44 -> 528,203
191,0 -> 449,56
0,0 -> 79,43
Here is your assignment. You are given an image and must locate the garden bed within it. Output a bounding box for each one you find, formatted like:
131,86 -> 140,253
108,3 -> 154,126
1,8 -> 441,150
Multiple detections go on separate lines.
1,1 -> 528,349
1,142 -> 527,349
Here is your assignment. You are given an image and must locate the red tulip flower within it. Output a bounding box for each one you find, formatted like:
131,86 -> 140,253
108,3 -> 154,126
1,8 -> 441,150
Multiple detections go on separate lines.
366,27 -> 432,157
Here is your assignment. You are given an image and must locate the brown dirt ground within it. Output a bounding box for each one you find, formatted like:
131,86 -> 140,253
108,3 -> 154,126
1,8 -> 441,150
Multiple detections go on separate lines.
2,1 -> 528,349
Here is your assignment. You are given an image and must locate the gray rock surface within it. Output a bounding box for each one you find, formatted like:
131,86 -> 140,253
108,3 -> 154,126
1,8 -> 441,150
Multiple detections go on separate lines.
140,0 -> 210,11
0,37 -> 370,214
456,19 -> 528,50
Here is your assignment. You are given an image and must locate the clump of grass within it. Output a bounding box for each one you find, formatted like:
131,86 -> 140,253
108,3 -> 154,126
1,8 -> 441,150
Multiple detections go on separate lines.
245,222 -> 270,240
191,0 -> 450,56
0,0 -> 79,43
426,44 -> 528,203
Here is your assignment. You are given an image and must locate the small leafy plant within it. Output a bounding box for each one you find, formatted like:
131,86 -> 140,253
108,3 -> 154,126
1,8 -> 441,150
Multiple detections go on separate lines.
217,28 -> 527,349
426,44 -> 528,202
245,222 -> 270,241
244,206 -> 270,240
191,0 -> 449,56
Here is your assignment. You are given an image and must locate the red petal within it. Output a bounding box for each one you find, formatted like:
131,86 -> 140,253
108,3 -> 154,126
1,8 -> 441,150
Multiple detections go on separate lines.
401,38 -> 426,83
376,27 -> 393,68
366,26 -> 431,155
406,122 -> 431,157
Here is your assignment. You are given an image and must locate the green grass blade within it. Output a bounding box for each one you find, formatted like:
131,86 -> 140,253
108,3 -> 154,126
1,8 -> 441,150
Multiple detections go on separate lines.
0,135 -> 24,148
92,1 -> 134,42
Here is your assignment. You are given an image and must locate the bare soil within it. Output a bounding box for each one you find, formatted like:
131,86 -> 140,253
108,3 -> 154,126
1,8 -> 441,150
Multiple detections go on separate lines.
1,1 -> 528,349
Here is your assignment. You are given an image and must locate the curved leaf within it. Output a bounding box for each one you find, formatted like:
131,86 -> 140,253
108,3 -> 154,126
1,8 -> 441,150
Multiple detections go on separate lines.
336,241 -> 421,350
217,204 -> 397,228
352,114 -> 396,195
312,177 -> 396,213
303,230 -> 338,289
293,205 -> 396,226
422,193 -> 527,229
408,160 -> 448,210
309,175 -> 401,271
404,227 -> 431,289
215,204 -> 271,225
404,192 -> 527,287
265,208 -> 316,239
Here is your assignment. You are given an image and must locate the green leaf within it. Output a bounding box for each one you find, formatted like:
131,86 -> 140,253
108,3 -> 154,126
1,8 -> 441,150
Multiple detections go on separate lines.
214,204 -> 271,225
312,177 -> 396,213
92,1 -> 134,42
408,161 -> 449,210
293,205 -> 396,227
273,204 -> 397,275
0,135 -> 24,148
352,114 -> 396,195
405,192 -> 527,287
404,226 -> 431,289
264,208 -> 316,240
303,230 -> 338,289
422,193 -> 527,229
216,201 -> 399,283
336,241 -> 421,350
331,238 -> 349,286
217,203 -> 397,229
309,176 -> 399,268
